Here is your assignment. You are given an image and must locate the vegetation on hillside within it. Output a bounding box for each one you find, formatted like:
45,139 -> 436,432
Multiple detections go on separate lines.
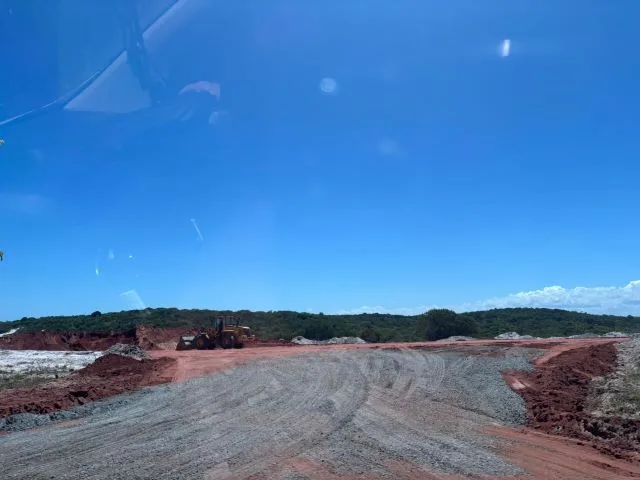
417,309 -> 478,341
1,307 -> 639,342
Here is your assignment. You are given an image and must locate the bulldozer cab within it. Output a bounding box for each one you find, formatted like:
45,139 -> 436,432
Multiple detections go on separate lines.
215,316 -> 239,332
217,316 -> 255,344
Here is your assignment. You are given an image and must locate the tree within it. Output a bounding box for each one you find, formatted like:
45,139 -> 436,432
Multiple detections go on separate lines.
418,308 -> 478,341
90,311 -> 102,317
361,327 -> 381,343
303,321 -> 335,340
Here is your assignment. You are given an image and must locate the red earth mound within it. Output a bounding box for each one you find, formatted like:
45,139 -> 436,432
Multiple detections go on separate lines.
506,341 -> 640,461
0,331 -> 136,351
135,325 -> 195,350
0,325 -> 296,351
0,354 -> 176,417
0,325 -> 193,352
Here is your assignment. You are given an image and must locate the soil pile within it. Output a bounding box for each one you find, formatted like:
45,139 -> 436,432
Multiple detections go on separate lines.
135,325 -> 195,350
0,326 -> 193,351
510,342 -> 640,460
0,331 -> 136,351
0,354 -> 175,417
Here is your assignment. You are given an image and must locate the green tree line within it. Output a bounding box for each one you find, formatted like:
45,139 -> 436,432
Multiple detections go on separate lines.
1,307 -> 639,342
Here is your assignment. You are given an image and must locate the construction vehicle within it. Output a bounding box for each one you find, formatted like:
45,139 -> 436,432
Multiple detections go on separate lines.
176,316 -> 255,350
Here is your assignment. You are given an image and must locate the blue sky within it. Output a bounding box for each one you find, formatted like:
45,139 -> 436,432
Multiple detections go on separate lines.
1,0 -> 640,320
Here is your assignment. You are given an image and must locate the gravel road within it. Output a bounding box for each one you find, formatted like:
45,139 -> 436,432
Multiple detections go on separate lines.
0,346 -> 540,479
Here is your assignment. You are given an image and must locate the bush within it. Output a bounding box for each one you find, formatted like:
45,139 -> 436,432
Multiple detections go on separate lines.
418,309 -> 478,341
303,321 -> 335,340
361,327 -> 381,343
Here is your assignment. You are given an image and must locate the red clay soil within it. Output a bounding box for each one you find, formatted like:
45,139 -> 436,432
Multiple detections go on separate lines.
135,325 -> 196,350
0,354 -> 176,417
489,426 -> 640,480
504,341 -> 640,461
0,331 -> 136,351
0,325 -> 297,352
135,325 -> 296,350
2,327 -> 595,352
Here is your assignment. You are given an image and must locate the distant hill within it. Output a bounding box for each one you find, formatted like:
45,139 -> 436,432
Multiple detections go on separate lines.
1,307 -> 639,342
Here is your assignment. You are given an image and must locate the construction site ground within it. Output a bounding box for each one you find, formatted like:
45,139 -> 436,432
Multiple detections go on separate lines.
1,338 -> 640,479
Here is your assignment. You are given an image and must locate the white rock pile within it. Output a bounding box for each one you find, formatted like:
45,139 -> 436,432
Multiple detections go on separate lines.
601,332 -> 628,338
105,344 -> 150,360
494,332 -> 537,340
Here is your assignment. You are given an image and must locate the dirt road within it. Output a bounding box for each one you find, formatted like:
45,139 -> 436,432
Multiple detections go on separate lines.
2,340 -> 638,479
0,345 -> 534,479
153,338 -> 621,381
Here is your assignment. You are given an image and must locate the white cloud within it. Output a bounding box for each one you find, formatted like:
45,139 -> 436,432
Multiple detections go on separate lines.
459,280 -> 640,314
107,249 -> 115,261
336,280 -> 640,316
120,289 -> 146,310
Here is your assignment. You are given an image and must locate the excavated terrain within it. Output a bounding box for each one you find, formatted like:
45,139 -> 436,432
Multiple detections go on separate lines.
1,345 -> 539,479
506,341 -> 640,460
0,330 -> 136,351
0,325 -> 295,351
1,339 -> 639,479
0,354 -> 175,418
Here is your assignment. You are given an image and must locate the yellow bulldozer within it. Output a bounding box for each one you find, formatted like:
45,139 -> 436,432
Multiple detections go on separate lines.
176,316 -> 255,350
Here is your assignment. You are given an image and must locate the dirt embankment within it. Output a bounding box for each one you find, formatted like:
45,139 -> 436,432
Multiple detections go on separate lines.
0,354 -> 175,417
1,325 -> 297,351
0,326 -> 194,352
505,341 -> 640,461
0,326 -> 171,351
0,330 -> 136,351
135,325 -> 193,350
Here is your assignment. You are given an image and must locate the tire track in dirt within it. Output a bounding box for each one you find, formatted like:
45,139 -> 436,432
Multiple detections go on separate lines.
0,347 -> 541,479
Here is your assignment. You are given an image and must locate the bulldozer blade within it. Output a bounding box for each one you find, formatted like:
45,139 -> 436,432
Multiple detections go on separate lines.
176,336 -> 195,351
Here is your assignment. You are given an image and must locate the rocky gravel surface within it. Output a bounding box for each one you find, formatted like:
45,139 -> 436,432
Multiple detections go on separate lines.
590,336 -> 640,421
0,346 -> 540,479
0,388 -> 151,432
